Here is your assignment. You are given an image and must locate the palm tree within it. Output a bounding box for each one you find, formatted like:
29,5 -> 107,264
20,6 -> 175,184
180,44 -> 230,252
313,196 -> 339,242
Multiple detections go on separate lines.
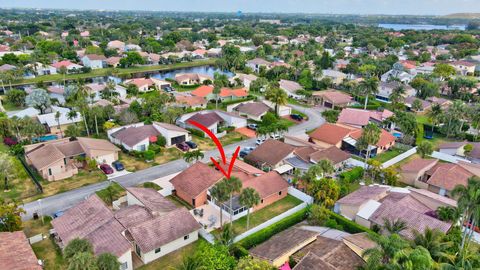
451,177 -> 480,257
265,86 -> 288,116
55,111 -> 63,138
176,255 -> 204,270
212,84 -> 221,110
357,77 -> 379,110
426,103 -> 442,135
412,228 -> 452,262
238,187 -> 261,230
183,150 -> 204,164
224,176 -> 242,225
356,123 -> 381,166
383,218 -> 407,234
210,180 -> 229,228
362,233 -> 410,269
390,85 -> 406,105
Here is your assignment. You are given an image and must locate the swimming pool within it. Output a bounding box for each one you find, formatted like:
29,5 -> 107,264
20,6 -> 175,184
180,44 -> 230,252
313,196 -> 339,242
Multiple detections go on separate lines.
32,134 -> 58,143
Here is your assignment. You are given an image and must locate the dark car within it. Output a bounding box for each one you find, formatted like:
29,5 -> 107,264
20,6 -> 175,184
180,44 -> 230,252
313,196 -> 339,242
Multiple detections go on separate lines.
176,142 -> 190,152
290,114 -> 304,121
239,147 -> 255,158
100,164 -> 114,174
53,210 -> 64,218
185,141 -> 197,149
112,161 -> 124,171
247,124 -> 258,130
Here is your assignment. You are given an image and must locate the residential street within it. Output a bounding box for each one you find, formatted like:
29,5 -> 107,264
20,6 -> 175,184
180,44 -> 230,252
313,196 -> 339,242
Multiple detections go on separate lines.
21,104 -> 324,220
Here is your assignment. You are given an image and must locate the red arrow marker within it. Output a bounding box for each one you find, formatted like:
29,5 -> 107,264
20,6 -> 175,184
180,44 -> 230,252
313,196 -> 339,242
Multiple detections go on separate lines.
187,120 -> 241,179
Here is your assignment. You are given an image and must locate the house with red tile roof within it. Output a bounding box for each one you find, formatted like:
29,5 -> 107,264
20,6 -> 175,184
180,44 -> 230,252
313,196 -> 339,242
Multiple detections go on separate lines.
52,188 -> 201,269
191,85 -> 248,101
0,231 -> 42,270
51,60 -> 83,73
335,185 -> 453,239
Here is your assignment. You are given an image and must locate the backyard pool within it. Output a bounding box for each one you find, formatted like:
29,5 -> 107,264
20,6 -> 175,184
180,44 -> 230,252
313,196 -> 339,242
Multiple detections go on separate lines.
32,134 -> 58,143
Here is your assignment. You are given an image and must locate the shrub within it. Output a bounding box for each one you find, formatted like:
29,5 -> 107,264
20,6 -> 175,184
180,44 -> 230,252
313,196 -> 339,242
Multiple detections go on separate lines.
142,182 -> 162,191
325,218 -> 343,230
308,203 -> 330,226
143,150 -> 155,161
3,137 -> 17,146
339,167 -> 364,183
148,144 -> 162,154
188,128 -> 205,138
237,207 -> 309,249
328,211 -> 374,234
156,135 -> 167,147
230,244 -> 249,259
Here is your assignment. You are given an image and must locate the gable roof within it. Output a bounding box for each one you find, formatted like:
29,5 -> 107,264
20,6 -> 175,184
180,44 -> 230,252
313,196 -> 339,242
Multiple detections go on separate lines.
310,146 -> 351,164
84,54 -> 106,61
175,94 -> 207,107
245,139 -> 296,167
349,129 -> 396,148
126,187 -> 176,214
219,87 -> 248,98
0,231 -> 42,270
400,158 -> 438,172
170,162 -> 223,198
77,137 -> 120,152
127,208 -> 201,253
309,123 -> 355,145
191,85 -> 214,97
313,90 -> 353,105
110,125 -> 160,147
234,102 -> 270,117
279,79 -> 303,93
425,163 -> 474,191
186,112 -> 224,127
242,171 -> 289,198
336,185 -> 389,205
153,122 -> 188,133
26,144 -> 65,170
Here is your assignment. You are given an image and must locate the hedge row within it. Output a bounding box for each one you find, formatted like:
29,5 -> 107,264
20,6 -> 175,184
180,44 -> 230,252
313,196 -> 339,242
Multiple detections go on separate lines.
188,128 -> 205,138
221,95 -> 256,106
328,210 -> 375,234
237,207 -> 309,249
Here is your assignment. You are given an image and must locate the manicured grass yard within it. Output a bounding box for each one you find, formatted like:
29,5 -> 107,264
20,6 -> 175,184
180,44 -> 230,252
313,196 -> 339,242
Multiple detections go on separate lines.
373,147 -> 406,163
194,131 -> 246,151
229,194 -> 303,235
95,182 -> 126,204
119,147 -> 184,172
118,153 -> 151,171
137,238 -> 206,270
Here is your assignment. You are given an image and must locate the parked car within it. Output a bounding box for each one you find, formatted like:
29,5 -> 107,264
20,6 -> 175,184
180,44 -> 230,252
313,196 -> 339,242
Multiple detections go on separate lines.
53,210 -> 64,218
239,147 -> 255,158
256,138 -> 265,145
270,133 -> 282,140
290,114 -> 304,121
100,164 -> 114,174
164,86 -> 174,93
112,161 -> 124,171
176,142 -> 190,152
185,141 -> 197,149
247,124 -> 258,130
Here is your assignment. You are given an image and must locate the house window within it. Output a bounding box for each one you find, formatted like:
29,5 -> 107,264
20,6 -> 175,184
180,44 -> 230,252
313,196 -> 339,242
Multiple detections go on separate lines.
192,198 -> 196,206
155,248 -> 161,254
48,168 -> 52,176
63,158 -> 66,165
135,244 -> 141,256
120,262 -> 128,270
278,191 -> 282,196
184,235 -> 189,240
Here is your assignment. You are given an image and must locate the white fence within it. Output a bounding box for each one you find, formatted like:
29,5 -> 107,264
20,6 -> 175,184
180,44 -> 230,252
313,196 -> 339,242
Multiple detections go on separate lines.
431,151 -> 471,164
381,147 -> 417,168
199,228 -> 215,244
28,234 -> 44,244
288,187 -> 313,204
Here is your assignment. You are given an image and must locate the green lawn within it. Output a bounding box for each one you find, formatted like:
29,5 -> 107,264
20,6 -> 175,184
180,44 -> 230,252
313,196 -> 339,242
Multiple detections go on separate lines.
137,238 -> 206,270
0,98 -> 25,111
166,195 -> 193,210
373,147 -> 406,163
95,182 -> 126,205
12,59 -> 215,86
229,194 -> 303,235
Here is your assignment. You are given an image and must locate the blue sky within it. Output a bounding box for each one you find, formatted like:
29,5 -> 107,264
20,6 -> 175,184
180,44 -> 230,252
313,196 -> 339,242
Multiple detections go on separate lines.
0,0 -> 478,15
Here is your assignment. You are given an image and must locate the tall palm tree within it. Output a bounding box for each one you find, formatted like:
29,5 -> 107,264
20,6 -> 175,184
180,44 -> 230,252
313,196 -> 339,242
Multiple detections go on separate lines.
357,77 -> 379,110
55,111 -> 63,138
210,180 -> 229,228
383,218 -> 408,234
356,123 -> 381,166
224,176 -> 242,225
451,177 -> 480,257
426,103 -> 442,134
265,86 -> 288,116
238,187 -> 261,230
183,150 -> 204,165
412,228 -> 452,262
390,85 -> 406,105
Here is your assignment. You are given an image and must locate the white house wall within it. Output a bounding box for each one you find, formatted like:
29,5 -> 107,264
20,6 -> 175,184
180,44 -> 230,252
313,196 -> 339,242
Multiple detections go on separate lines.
139,231 -> 199,265
118,250 -> 133,270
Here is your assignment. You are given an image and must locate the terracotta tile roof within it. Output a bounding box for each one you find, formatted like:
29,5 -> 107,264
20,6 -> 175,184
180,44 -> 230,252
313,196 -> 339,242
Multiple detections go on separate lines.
313,90 -> 352,105
126,208 -> 201,253
55,141 -> 84,157
191,85 -> 213,97
293,252 -> 336,270
370,196 -> 451,239
309,123 -> 356,145
111,125 -> 160,147
294,146 -> 318,163
170,162 -> 223,198
400,158 -> 438,172
245,139 -> 296,167
51,195 -> 131,257
114,205 -> 153,228
408,188 -> 457,207
234,102 -> 270,117
219,88 -> 248,98
106,57 -> 121,65
126,187 -> 177,214
84,54 -> 106,60
125,78 -> 154,88
225,159 -> 265,175
77,137 -> 120,152
426,163 -> 473,191
242,171 -> 289,198
51,60 -> 75,69
349,129 -> 396,148
0,231 -> 42,270
336,185 -> 389,205
186,112 -> 223,127
26,144 -> 65,170
309,146 -> 351,164
250,228 -> 318,262
175,94 -> 207,107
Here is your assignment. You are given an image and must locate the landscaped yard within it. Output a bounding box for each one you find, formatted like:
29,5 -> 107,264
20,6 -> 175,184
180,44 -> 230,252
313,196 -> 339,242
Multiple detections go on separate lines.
373,147 -> 406,163
137,238 -> 206,270
194,131 -> 246,151
0,143 -> 39,202
166,195 -> 193,210
118,147 -> 184,172
95,182 -> 126,205
228,194 -> 303,235
0,96 -> 25,111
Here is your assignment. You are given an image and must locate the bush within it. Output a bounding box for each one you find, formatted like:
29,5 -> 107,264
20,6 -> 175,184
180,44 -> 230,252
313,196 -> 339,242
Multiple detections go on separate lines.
339,167 -> 364,183
328,211 -> 374,234
218,126 -> 235,133
148,144 -> 162,154
156,135 -> 167,147
325,218 -> 343,230
143,150 -> 155,161
230,244 -> 249,259
237,207 -> 309,249
3,137 -> 17,146
188,128 -> 205,138
142,182 -> 162,191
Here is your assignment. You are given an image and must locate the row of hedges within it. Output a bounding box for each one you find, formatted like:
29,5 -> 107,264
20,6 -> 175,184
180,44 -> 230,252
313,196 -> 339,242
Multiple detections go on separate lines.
221,95 -> 257,107
328,210 -> 375,234
188,128 -> 205,138
236,207 -> 309,249
339,167 -> 364,183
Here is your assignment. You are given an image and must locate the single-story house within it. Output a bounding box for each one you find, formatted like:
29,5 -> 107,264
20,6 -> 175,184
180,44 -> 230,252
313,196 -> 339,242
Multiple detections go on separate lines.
174,73 -> 213,85
336,108 -> 394,129
108,122 -> 190,151
232,101 -> 271,121
321,69 -> 348,85
335,185 -> 454,239
229,73 -> 258,90
376,81 -> 416,103
176,110 -> 247,135
191,85 -> 248,101
52,188 -> 200,269
450,60 -> 476,75
245,139 -> 296,170
36,107 -> 83,135
174,94 -> 207,110
246,58 -> 271,73
0,231 -> 43,270
124,78 -> 171,92
81,54 -> 107,69
51,60 -> 83,73
107,40 -> 126,50
438,141 -> 480,164
312,90 -> 353,108
286,145 -> 351,174
106,56 -> 122,67
279,79 -> 303,99
24,137 -> 120,181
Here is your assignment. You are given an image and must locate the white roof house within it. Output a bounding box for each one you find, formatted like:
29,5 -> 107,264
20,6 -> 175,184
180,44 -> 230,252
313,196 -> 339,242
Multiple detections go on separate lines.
37,108 -> 82,128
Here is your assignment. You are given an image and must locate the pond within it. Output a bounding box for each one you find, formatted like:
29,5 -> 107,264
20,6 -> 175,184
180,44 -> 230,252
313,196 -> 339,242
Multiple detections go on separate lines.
150,65 -> 234,80
378,23 -> 466,31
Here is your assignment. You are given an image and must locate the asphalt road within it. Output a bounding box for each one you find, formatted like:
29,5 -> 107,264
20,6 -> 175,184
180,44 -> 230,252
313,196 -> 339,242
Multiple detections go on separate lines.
22,104 -> 324,220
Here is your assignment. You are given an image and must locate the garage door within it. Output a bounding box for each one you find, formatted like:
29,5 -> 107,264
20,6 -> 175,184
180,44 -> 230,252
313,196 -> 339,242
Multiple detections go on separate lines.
324,102 -> 333,108
96,153 -> 116,165
171,135 -> 186,145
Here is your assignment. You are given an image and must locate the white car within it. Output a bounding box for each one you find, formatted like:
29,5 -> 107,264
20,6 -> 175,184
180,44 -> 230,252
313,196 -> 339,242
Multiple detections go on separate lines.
270,134 -> 282,140
255,138 -> 265,145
